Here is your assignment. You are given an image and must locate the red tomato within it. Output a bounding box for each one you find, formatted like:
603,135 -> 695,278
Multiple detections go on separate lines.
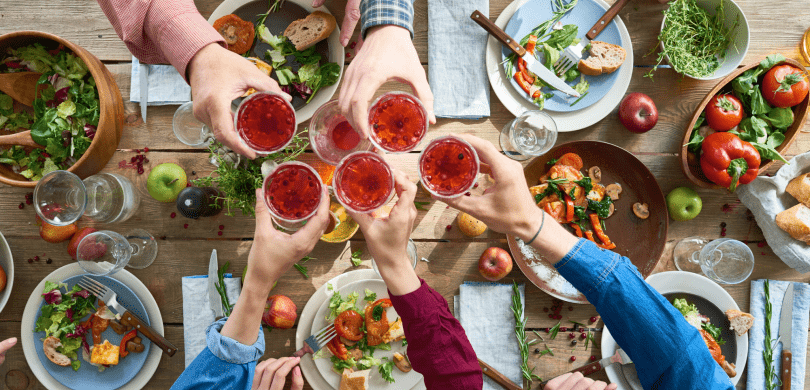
364,299 -> 393,346
762,64 -> 809,108
705,94 -> 744,131
326,337 -> 349,360
334,310 -> 364,341
556,153 -> 584,170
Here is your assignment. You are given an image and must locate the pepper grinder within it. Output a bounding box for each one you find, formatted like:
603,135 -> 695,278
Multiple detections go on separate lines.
176,186 -> 223,219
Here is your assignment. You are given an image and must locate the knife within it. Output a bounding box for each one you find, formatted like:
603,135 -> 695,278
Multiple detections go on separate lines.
139,62 -> 148,122
478,359 -> 522,390
208,249 -> 224,320
470,10 -> 581,98
778,282 -> 795,389
539,348 -> 632,387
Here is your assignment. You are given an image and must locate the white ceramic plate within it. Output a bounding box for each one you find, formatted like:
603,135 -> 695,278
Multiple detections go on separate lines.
0,232 -> 13,314
21,264 -> 163,390
485,0 -> 633,131
601,271 -> 747,389
209,0 -> 344,125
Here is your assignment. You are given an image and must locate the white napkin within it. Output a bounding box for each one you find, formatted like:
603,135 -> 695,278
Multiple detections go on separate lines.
129,57 -> 191,105
737,151 -> 810,273
181,274 -> 241,367
458,282 -> 523,389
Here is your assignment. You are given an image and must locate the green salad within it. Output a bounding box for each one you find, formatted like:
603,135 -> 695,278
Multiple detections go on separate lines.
34,281 -> 98,371
0,43 -> 100,181
673,298 -> 725,345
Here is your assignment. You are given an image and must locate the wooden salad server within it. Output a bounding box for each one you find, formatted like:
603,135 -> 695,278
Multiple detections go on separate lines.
0,71 -> 42,106
0,130 -> 44,149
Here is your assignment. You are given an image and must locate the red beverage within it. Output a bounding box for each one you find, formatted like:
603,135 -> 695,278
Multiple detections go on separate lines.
334,152 -> 394,213
236,92 -> 296,153
419,136 -> 479,197
263,162 -> 322,222
368,92 -> 427,152
331,120 -> 360,151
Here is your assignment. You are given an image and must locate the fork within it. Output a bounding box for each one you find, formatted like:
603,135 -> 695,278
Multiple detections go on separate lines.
78,276 -> 178,356
553,0 -> 632,76
292,323 -> 337,357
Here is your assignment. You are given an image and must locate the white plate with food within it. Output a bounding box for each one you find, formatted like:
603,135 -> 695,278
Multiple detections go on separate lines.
601,271 -> 748,389
0,231 -> 13,314
486,0 -> 633,131
209,0 -> 344,124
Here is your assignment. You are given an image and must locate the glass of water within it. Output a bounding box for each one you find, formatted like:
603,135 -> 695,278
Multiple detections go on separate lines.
34,170 -> 140,226
77,229 -> 159,275
673,236 -> 754,284
499,110 -> 558,161
173,101 -> 214,148
372,239 -> 418,278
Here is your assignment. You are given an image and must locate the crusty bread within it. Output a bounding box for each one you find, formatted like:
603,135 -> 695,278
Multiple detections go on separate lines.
43,337 -> 71,367
776,204 -> 810,242
457,212 -> 487,237
382,317 -> 405,344
340,368 -> 370,390
786,173 -> 810,206
284,11 -> 336,51
725,309 -> 755,336
577,41 -> 626,76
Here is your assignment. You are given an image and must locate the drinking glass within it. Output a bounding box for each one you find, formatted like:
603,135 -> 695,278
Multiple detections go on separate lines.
309,99 -> 373,165
801,27 -> 810,66
372,239 -> 418,278
262,162 -> 324,231
418,136 -> 480,198
333,151 -> 395,214
172,101 -> 214,148
234,91 -> 297,155
368,91 -> 428,153
34,170 -> 139,226
500,110 -> 558,161
76,229 -> 158,275
673,236 -> 755,284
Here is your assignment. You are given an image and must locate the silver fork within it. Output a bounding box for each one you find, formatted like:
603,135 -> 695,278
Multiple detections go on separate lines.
553,0 -> 632,76
292,323 -> 337,357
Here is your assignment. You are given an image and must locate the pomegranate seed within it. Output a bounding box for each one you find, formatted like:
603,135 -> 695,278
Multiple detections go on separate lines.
543,307 -> 548,312
590,355 -> 597,361
545,329 -> 550,333
217,231 -> 223,236
137,167 -> 144,175
548,314 -> 554,318
170,212 -> 177,219
580,333 -> 587,339
560,327 -> 567,332
34,256 -> 40,261
570,356 -> 576,362
346,53 -> 351,58
568,333 -> 575,339
144,147 -> 150,152
28,258 -> 33,263
184,223 -> 189,229
350,41 -> 357,49
118,160 -> 127,168
556,315 -> 563,319
143,158 -> 150,164
219,225 -> 224,230
130,156 -> 137,163
569,306 -> 573,311
589,316 -> 598,323
473,183 -> 479,189
18,203 -> 24,209
465,192 -> 471,196
446,225 -> 452,231
757,242 -> 766,247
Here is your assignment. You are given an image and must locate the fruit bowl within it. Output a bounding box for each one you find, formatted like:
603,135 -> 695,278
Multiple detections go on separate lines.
680,57 -> 809,190
0,31 -> 124,188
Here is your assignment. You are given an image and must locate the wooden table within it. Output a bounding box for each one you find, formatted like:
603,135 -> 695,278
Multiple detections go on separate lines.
1,0 -> 809,388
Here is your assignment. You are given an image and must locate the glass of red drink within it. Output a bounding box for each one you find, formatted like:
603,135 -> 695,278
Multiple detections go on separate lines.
235,92 -> 297,155
309,99 -> 373,165
333,151 -> 395,214
262,162 -> 323,231
367,91 -> 428,153
418,136 -> 480,198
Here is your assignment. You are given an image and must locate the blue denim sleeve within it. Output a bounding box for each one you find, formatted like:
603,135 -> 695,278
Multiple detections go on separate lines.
171,318 -> 265,390
360,0 -> 415,39
555,239 -> 734,390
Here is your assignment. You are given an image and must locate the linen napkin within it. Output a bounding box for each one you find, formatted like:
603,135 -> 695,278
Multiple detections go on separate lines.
181,274 -> 242,367
746,279 -> 810,389
427,0 -> 491,119
458,282 -> 523,389
737,151 -> 810,273
129,57 -> 191,105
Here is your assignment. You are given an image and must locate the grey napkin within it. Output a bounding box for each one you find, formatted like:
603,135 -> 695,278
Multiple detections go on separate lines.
458,282 -> 523,390
747,280 -> 810,389
737,151 -> 810,273
129,57 -> 191,105
427,0 -> 490,119
181,274 -> 241,367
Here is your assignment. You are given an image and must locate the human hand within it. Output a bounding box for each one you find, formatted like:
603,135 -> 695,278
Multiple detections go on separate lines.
311,0 -> 360,46
188,43 -> 292,159
543,372 -> 618,390
338,25 -> 436,139
251,357 -> 304,390
0,337 -> 16,364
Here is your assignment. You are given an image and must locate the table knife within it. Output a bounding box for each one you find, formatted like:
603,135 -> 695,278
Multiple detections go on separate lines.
470,10 -> 580,97
778,282 -> 795,389
539,348 -> 632,387
208,249 -> 224,319
477,359 -> 522,390
139,62 -> 148,122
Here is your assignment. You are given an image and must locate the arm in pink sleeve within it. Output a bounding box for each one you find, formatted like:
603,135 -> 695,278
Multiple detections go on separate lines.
388,279 -> 483,390
95,0 -> 224,79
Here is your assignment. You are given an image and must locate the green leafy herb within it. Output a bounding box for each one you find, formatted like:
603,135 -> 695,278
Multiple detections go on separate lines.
573,177 -> 593,196
584,330 -> 594,349
546,157 -> 560,165
511,282 -> 542,386
763,280 -> 779,390
539,344 -> 554,357
378,359 -> 396,383
762,107 -> 794,130
351,249 -> 363,267
293,263 -> 308,279
372,305 -> 384,322
588,197 -> 613,219
402,338 -> 408,347
331,355 -> 356,372
363,288 -> 377,302
268,0 -> 285,12
701,322 -> 726,346
532,330 -> 545,341
215,261 -> 235,316
549,320 -> 562,340
569,92 -> 589,107
414,201 -> 430,211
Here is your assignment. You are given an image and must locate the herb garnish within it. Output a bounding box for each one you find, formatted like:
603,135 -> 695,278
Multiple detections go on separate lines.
414,201 -> 430,211
372,305 -> 384,322
511,282 -> 542,386
539,344 -> 554,357
763,279 -> 780,390
215,262 -> 235,316
351,249 -> 363,267
549,320 -> 562,340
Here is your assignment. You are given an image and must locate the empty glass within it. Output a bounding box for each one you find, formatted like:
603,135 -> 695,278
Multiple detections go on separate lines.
500,110 -> 558,161
673,237 -> 755,284
372,239 -> 418,278
34,171 -> 139,226
309,99 -> 373,165
173,101 -> 214,148
76,229 -> 158,275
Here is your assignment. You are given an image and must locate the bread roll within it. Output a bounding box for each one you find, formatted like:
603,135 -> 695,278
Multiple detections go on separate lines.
284,11 -> 336,51
786,173 -> 810,206
775,204 -> 810,242
340,368 -> 370,390
578,41 -> 626,76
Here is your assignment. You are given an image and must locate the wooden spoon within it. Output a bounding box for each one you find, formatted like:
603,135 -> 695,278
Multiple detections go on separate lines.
0,130 -> 45,149
0,72 -> 42,106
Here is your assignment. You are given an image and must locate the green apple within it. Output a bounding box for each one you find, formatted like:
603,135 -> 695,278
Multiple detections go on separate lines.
147,163 -> 187,202
666,187 -> 702,221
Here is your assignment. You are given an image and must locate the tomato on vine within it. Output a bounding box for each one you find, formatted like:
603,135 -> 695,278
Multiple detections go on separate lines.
706,94 -> 744,131
762,64 -> 809,108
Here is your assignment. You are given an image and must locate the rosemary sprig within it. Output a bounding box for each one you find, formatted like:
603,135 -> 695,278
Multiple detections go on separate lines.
293,263 -> 308,278
414,201 -> 430,211
215,261 -> 234,316
763,279 -> 780,390
269,0 -> 286,13
549,319 -> 562,340
512,281 -> 542,386
539,344 -> 554,357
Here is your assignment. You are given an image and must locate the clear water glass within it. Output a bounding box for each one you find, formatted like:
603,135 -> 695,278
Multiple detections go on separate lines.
698,238 -> 755,284
372,239 -> 418,278
77,229 -> 158,275
173,101 -> 214,148
499,110 -> 558,161
673,236 -> 709,274
35,171 -> 140,226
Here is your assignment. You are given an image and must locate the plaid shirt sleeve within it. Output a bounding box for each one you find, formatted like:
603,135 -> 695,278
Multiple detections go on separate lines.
360,0 -> 415,39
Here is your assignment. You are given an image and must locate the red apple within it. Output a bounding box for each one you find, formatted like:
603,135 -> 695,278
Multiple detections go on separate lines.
36,216 -> 77,244
619,92 -> 658,133
478,247 -> 513,281
262,294 -> 297,329
68,227 -> 98,259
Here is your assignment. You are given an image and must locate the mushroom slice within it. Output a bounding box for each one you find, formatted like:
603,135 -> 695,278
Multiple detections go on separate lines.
633,203 -> 650,219
349,347 -> 363,361
607,203 -> 615,218
340,336 -> 358,347
43,336 -> 71,367
393,352 -> 412,373
605,183 -> 622,201
588,166 -> 602,184
126,340 -> 145,353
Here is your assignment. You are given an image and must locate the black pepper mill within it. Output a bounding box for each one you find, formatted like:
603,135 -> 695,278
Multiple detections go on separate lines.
176,186 -> 223,219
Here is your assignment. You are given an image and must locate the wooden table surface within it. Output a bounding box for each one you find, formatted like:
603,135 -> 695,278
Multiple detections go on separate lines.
1,0 -> 810,389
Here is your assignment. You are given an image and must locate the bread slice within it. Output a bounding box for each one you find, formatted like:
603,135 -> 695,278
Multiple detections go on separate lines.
340,368 -> 370,390
577,41 -> 626,76
382,317 -> 405,344
284,11 -> 336,51
786,173 -> 810,206
776,204 -> 810,242
725,309 -> 755,336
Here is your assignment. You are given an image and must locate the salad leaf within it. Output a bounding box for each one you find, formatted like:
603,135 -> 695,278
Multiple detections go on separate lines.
306,63 -> 341,103
331,356 -> 357,372
759,54 -> 787,71
327,291 -> 360,320
13,44 -> 56,73
297,63 -> 320,87
372,305 -> 384,322
702,322 -> 726,345
753,142 -> 788,164
761,107 -> 794,130
57,100 -> 76,119
293,46 -> 321,65
544,24 -> 578,50
264,49 -> 286,69
673,298 -> 697,317
573,74 -> 589,95
541,43 -> 560,70
686,116 -> 705,153
363,289 -> 377,302
734,117 -> 769,144
356,355 -> 381,370
256,25 -> 286,50
275,67 -> 296,86
378,359 -> 396,383
587,197 -> 613,219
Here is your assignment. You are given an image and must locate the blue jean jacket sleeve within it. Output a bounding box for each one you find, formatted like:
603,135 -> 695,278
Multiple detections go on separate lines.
171,318 -> 265,390
555,239 -> 734,390
360,0 -> 415,39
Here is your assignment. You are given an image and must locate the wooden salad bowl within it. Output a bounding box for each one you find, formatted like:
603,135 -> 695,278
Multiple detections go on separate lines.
681,57 -> 810,190
0,31 -> 124,188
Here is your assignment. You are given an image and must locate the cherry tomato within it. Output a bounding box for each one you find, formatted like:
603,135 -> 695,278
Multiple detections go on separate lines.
364,299 -> 393,346
334,310 -> 364,341
762,64 -> 809,108
212,14 -> 255,55
326,337 -> 349,360
556,153 -> 584,170
705,94 -> 744,131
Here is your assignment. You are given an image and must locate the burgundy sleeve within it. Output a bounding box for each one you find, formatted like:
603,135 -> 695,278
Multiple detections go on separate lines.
389,279 -> 483,390
95,0 -> 224,80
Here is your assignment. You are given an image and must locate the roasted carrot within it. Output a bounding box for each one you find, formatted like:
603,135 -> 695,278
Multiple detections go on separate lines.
589,213 -> 616,248
564,193 -> 574,222
584,231 -> 597,243
570,223 -> 583,238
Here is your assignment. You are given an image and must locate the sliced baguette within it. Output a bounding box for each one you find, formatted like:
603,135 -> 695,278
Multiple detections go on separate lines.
786,173 -> 810,206
284,11 -> 336,51
577,41 -> 626,76
776,204 -> 810,242
340,368 -> 370,390
725,309 -> 755,336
